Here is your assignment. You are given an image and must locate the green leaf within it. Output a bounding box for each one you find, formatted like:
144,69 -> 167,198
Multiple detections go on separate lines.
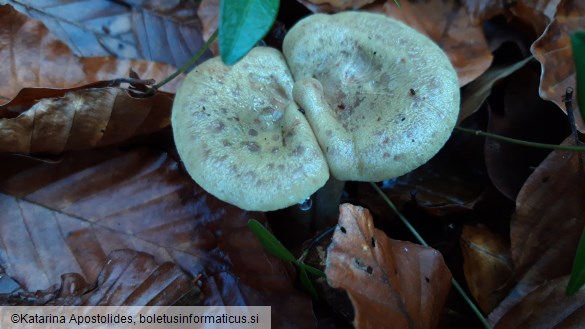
248,219 -> 295,262
571,31 -> 585,124
567,222 -> 585,295
298,266 -> 319,300
219,0 -> 279,65
300,263 -> 326,278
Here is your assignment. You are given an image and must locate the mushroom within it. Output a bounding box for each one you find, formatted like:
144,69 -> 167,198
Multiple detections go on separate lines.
283,12 -> 460,181
172,12 -> 460,213
172,47 -> 330,211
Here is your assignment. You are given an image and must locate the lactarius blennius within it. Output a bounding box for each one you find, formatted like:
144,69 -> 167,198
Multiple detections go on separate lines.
172,12 -> 460,211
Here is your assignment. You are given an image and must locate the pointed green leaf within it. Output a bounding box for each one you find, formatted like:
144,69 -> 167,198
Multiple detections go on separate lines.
248,219 -> 295,262
300,263 -> 326,278
571,31 -> 585,124
567,223 -> 585,295
219,0 -> 279,65
299,266 -> 319,300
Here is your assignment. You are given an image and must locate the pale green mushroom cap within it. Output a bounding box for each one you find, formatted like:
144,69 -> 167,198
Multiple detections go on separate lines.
172,47 -> 329,211
284,12 -> 460,181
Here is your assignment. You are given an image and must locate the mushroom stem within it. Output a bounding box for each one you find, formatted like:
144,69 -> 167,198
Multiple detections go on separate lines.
311,176 -> 346,230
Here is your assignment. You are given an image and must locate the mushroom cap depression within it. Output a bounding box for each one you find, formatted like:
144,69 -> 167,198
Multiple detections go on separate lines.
172,47 -> 329,211
284,12 -> 460,181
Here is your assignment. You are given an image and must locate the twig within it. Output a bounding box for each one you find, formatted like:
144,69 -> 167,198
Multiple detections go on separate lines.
455,126 -> 585,152
144,30 -> 218,96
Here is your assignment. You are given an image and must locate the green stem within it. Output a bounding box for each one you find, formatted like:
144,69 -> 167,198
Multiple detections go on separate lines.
455,126 -> 585,152
147,29 -> 218,93
369,182 -> 493,329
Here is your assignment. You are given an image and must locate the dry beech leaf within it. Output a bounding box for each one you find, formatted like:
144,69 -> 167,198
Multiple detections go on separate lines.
531,0 -> 585,131
0,250 -> 197,306
296,0 -> 376,12
0,148 -> 315,328
0,81 -> 173,154
460,225 -> 514,314
0,4 -> 181,103
367,0 -> 493,86
325,203 -> 452,329
4,1 -> 210,68
484,67 -> 569,200
495,276 -> 585,329
488,137 -> 585,325
459,57 -> 532,123
198,0 -> 220,56
509,0 -> 560,38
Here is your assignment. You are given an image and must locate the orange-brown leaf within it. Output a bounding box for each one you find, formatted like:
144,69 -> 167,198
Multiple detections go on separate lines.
5,1 -> 209,68
297,0 -> 376,12
325,203 -> 452,329
489,137 -> 585,324
0,4 -> 181,103
460,225 -> 514,314
0,81 -> 173,154
495,276 -> 585,329
531,0 -> 585,131
0,148 -> 315,328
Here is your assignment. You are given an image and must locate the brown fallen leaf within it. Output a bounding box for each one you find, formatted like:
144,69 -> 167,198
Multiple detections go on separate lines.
531,0 -> 585,131
0,4 -> 181,103
325,203 -> 452,329
484,66 -> 569,200
366,0 -> 493,86
296,0 -> 376,12
495,276 -> 585,329
488,137 -> 585,324
0,147 -> 316,328
509,0 -> 560,39
0,80 -> 173,154
0,250 -> 197,306
198,0 -> 220,56
5,1 -> 210,68
460,225 -> 514,314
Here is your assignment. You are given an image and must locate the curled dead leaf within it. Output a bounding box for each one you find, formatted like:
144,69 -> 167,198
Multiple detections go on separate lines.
495,276 -> 585,329
0,81 -> 173,154
0,4 -> 181,102
325,203 -> 452,329
531,0 -> 585,131
460,225 -> 514,314
297,0 -> 376,12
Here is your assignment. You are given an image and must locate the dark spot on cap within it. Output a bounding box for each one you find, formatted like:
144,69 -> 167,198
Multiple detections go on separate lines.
393,155 -> 401,161
248,129 -> 258,136
292,146 -> 305,156
222,140 -> 232,147
366,266 -> 373,275
212,121 -> 225,133
340,226 -> 347,234
377,117 -> 381,122
425,277 -> 430,283
298,107 -> 305,114
410,88 -> 416,96
337,103 -> 346,110
245,142 -> 260,152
